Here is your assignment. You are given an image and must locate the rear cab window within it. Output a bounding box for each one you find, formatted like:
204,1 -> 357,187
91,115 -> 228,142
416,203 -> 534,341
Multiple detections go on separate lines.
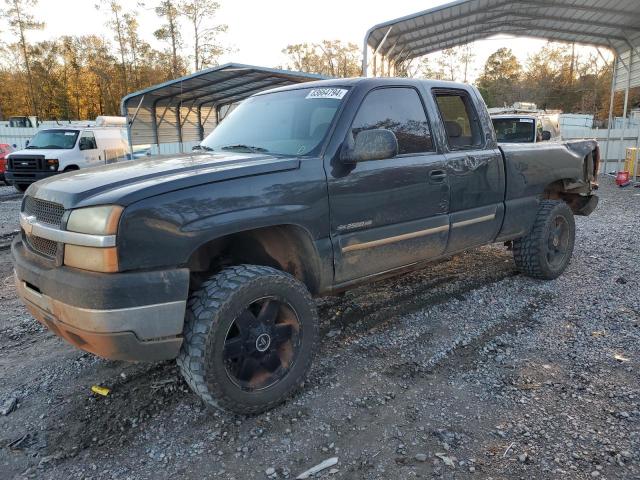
433,90 -> 484,150
350,87 -> 433,155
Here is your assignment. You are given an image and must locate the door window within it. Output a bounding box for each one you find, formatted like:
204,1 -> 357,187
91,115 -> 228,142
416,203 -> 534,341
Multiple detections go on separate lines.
434,91 -> 483,150
350,88 -> 433,155
79,131 -> 97,150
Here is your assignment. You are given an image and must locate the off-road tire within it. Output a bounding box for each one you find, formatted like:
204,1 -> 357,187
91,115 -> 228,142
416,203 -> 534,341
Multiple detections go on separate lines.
14,183 -> 28,193
177,265 -> 319,415
513,200 -> 575,279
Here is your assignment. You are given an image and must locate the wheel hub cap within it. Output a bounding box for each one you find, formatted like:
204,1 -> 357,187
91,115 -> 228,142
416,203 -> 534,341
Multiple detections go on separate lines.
255,333 -> 271,352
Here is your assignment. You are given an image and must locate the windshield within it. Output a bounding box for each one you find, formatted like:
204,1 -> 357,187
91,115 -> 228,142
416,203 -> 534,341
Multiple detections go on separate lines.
26,129 -> 79,149
200,87 -> 348,156
492,118 -> 536,143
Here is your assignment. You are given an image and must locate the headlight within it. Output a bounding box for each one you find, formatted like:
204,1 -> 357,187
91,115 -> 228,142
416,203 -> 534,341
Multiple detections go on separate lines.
45,159 -> 58,171
66,205 -> 123,235
64,205 -> 123,272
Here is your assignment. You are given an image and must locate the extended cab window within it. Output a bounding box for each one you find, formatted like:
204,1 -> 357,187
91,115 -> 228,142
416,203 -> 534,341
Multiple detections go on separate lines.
434,91 -> 483,150
351,88 -> 433,155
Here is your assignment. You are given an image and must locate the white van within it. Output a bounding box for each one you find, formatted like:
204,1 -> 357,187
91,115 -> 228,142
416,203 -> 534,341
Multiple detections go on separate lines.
5,116 -> 130,192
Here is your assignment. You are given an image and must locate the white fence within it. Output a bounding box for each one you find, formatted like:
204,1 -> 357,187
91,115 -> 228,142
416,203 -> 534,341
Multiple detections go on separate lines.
561,126 -> 640,172
0,126 -> 39,149
149,141 -> 200,156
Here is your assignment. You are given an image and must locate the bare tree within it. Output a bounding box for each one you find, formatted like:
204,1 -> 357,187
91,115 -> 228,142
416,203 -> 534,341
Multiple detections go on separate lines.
459,44 -> 476,83
154,0 -> 182,77
98,0 -> 130,92
4,0 -> 44,116
282,40 -> 360,78
180,0 -> 227,71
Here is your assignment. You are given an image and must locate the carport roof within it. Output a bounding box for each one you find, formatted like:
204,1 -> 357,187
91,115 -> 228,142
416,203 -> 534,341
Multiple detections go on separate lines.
121,63 -> 329,112
364,0 -> 640,89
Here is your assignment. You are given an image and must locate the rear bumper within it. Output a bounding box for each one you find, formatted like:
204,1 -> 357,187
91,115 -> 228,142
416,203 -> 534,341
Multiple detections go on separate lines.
12,237 -> 189,361
5,170 -> 59,185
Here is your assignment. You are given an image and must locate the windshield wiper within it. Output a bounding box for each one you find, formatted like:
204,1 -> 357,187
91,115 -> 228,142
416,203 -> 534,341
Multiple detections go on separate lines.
220,144 -> 269,153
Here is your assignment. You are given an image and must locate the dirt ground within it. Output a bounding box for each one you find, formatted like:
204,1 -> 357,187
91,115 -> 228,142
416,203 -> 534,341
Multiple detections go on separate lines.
0,181 -> 638,480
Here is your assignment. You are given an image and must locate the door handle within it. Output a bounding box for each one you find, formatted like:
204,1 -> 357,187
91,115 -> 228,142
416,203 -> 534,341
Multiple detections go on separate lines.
429,169 -> 447,183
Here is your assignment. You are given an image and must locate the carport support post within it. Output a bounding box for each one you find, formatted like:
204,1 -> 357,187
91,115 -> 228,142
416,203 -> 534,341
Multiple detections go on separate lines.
176,104 -> 183,153
618,49 -> 633,174
604,55 -> 617,174
151,102 -> 160,152
618,86 -> 630,173
196,105 -> 203,141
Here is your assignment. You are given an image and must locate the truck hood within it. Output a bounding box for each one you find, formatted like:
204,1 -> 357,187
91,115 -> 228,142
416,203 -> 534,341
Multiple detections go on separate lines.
28,152 -> 301,209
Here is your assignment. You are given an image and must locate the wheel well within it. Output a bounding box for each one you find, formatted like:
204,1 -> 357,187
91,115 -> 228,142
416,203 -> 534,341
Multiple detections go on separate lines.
63,165 -> 79,171
187,225 -> 322,294
543,179 -> 592,215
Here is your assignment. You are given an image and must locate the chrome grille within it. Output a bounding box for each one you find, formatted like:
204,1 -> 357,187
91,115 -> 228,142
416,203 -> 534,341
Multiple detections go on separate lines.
23,196 -> 65,227
24,233 -> 58,259
9,156 -> 43,171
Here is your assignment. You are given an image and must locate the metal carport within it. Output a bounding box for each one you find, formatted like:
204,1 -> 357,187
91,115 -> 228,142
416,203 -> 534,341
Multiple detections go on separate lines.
121,63 -> 327,154
363,0 -> 640,170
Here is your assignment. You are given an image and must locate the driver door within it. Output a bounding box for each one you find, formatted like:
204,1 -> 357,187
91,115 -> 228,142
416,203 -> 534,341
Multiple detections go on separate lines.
327,86 -> 450,284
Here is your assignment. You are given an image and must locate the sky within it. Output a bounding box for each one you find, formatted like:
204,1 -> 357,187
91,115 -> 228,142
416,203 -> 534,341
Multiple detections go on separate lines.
6,0 -> 612,82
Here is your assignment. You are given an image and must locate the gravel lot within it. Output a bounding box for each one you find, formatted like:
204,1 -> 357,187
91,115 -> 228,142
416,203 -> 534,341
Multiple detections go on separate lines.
0,180 -> 638,480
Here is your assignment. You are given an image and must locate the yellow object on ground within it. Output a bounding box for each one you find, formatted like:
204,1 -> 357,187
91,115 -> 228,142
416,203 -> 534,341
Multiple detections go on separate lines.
624,148 -> 639,177
91,385 -> 111,396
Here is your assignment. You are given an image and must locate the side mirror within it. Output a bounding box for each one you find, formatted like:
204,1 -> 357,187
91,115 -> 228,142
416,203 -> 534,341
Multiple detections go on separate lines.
341,129 -> 398,164
25,140 -> 29,147
541,130 -> 552,141
192,145 -> 203,151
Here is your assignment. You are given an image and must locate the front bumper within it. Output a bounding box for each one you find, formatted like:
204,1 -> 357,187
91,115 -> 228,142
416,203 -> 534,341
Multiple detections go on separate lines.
5,170 -> 58,185
12,237 -> 189,361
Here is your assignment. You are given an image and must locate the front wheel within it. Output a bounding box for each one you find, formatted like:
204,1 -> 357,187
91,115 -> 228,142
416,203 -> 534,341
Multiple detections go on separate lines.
177,265 -> 319,414
513,200 -> 575,279
14,183 -> 28,193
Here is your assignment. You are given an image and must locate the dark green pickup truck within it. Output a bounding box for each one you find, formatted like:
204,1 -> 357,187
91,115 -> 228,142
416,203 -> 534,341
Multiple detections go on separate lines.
12,78 -> 599,413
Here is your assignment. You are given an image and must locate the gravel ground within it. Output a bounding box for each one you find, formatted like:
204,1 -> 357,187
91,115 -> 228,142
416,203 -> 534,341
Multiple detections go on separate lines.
0,180 -> 638,480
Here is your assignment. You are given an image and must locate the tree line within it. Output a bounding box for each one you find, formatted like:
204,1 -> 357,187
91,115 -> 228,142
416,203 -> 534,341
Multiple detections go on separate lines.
0,0 -> 227,121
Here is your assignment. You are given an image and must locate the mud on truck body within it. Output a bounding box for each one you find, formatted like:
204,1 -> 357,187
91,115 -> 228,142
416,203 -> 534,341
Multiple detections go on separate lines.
12,78 -> 599,414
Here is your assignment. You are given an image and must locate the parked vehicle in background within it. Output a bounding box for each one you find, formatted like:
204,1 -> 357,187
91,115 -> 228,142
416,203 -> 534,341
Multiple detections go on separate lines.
491,109 -> 561,143
5,116 -> 129,192
7,116 -> 39,128
0,143 -> 15,183
13,78 -> 599,414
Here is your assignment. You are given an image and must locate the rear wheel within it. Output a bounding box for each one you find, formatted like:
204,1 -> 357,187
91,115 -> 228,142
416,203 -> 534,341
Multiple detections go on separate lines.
513,200 -> 575,279
177,265 -> 319,414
